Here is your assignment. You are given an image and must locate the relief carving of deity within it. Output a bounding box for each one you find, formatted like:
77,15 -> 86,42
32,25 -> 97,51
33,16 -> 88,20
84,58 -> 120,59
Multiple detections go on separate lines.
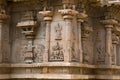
50,42 -> 64,61
55,24 -> 62,40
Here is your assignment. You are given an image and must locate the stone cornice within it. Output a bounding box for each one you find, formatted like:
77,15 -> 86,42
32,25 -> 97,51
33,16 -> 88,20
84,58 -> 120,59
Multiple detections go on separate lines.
1,63 -> 120,69
58,9 -> 78,20
58,9 -> 78,16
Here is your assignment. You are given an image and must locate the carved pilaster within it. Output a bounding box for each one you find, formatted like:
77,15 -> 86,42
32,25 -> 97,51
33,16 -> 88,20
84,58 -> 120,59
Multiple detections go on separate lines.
59,8 -> 78,62
81,21 -> 93,64
39,10 -> 53,62
77,13 -> 88,63
101,19 -> 118,65
111,33 -> 119,65
0,8 -> 9,63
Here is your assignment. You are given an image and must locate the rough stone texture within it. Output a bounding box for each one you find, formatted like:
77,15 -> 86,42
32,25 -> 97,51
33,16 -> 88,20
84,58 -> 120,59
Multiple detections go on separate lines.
1,0 -> 120,80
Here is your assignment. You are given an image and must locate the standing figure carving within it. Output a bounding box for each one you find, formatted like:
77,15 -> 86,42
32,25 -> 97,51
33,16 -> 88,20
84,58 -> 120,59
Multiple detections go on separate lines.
70,43 -> 78,61
34,45 -> 45,63
55,24 -> 62,40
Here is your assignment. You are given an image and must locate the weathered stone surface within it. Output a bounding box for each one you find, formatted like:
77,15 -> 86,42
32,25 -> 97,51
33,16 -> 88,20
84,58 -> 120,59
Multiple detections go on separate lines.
1,0 -> 120,80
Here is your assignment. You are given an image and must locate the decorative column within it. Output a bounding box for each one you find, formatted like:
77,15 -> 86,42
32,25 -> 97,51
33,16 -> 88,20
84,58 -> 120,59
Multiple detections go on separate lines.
101,19 -> 118,65
0,8 -> 9,63
77,13 -> 88,63
17,11 -> 37,63
112,33 -> 119,65
59,6 -> 78,62
39,10 -> 53,62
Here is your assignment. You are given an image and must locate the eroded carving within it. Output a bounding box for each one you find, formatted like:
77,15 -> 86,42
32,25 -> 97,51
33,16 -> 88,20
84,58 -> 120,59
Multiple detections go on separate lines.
96,45 -> 105,64
34,45 -> 45,63
49,42 -> 64,61
55,24 -> 62,40
22,40 -> 34,63
70,43 -> 78,62
83,47 -> 90,64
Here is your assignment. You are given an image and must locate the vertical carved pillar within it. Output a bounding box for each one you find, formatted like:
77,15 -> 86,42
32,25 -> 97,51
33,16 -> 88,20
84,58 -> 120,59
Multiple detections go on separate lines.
77,13 -> 88,63
112,33 -> 119,65
59,8 -> 78,62
101,19 -> 118,65
39,11 -> 53,62
0,8 -> 9,63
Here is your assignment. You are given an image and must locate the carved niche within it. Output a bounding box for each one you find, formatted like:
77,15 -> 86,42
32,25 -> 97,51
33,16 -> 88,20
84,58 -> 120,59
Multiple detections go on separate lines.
82,21 -> 93,64
49,42 -> 64,61
95,31 -> 105,64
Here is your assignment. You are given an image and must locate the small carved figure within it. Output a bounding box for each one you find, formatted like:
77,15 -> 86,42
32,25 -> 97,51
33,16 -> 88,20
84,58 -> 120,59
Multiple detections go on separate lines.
70,43 -> 78,61
50,42 -> 64,61
55,24 -> 62,40
34,45 -> 45,63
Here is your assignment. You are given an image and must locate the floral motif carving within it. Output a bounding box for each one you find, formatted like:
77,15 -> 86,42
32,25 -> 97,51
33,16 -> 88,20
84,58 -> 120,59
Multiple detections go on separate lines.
96,45 -> 105,64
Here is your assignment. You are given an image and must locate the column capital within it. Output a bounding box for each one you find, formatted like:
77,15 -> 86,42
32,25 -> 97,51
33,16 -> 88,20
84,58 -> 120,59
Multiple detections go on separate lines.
100,19 -> 118,25
77,13 -> 88,23
39,11 -> 53,21
58,9 -> 78,20
0,9 -> 9,21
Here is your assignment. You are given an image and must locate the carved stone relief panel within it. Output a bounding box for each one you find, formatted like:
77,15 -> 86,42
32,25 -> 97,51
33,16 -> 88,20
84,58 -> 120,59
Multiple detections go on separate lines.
70,42 -> 79,62
81,20 -> 93,64
34,44 -> 45,63
55,23 -> 62,40
82,40 -> 91,64
49,21 -> 65,62
11,10 -> 46,63
94,30 -> 106,65
49,42 -> 64,61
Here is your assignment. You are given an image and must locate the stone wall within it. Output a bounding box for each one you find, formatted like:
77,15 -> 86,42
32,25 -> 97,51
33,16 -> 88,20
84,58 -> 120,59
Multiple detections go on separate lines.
0,0 -> 120,80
